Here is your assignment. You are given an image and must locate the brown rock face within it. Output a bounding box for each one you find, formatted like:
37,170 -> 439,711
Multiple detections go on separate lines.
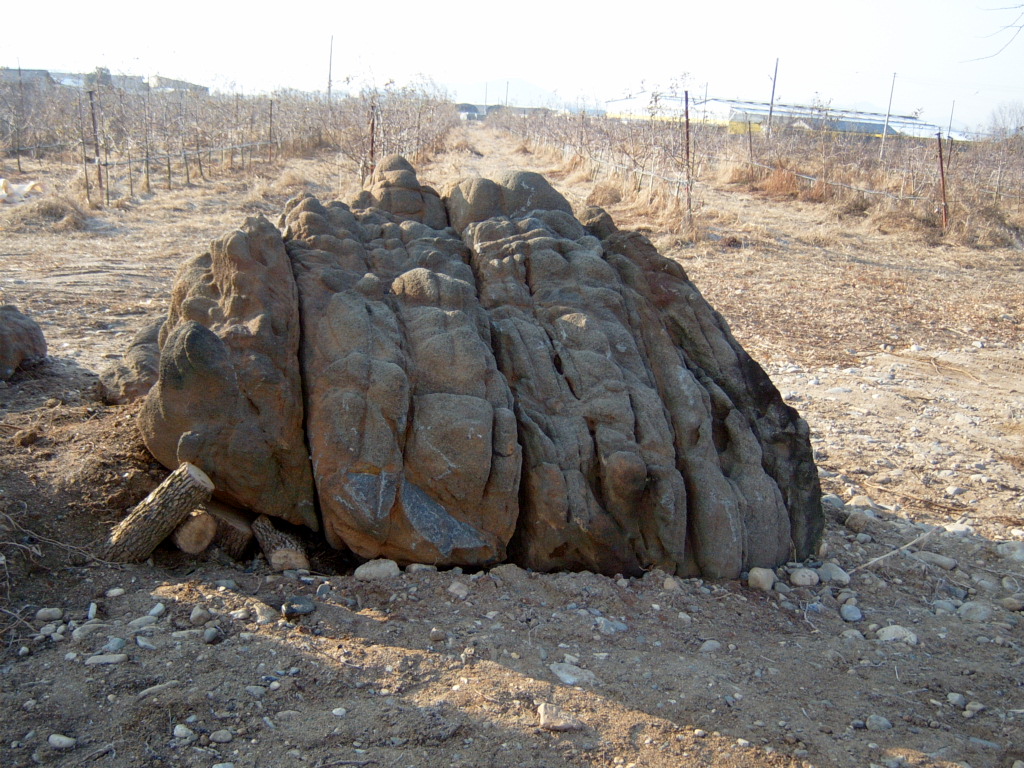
138,216 -> 316,529
0,305 -> 47,380
138,160 -> 822,577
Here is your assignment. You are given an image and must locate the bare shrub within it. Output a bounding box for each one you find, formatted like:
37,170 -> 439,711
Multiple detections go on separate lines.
1,195 -> 87,231
586,181 -> 622,207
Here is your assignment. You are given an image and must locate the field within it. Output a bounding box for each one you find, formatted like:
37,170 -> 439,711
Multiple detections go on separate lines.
1,122 -> 1023,768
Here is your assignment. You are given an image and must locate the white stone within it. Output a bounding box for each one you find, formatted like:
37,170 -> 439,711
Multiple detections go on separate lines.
105,588 -> 125,598
210,729 -> 233,743
875,625 -> 917,645
995,541 -> 1024,562
148,603 -> 166,617
354,559 -> 401,580
699,640 -> 722,653
189,605 -> 212,626
957,601 -> 993,623
332,707 -> 348,717
789,568 -> 819,587
549,662 -> 598,686
85,653 -> 129,665
405,563 -> 437,573
173,724 -> 195,740
448,581 -> 470,600
136,636 -> 157,651
253,603 -> 278,625
747,567 -> 776,592
866,714 -> 892,731
35,607 -> 63,622
538,702 -> 584,731
128,615 -> 158,630
912,551 -> 957,570
48,734 -> 76,750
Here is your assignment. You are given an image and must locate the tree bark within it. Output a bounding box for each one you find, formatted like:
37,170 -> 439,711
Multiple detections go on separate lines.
101,462 -> 214,562
170,509 -> 217,555
252,514 -> 309,571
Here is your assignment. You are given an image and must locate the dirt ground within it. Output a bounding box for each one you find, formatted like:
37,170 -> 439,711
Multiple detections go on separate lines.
1,125 -> 1022,768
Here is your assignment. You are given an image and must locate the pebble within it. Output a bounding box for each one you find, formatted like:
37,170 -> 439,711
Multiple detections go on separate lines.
848,494 -> 879,510
100,637 -> 127,653
875,625 -> 917,644
229,608 -> 250,621
997,596 -> 1023,612
845,512 -> 873,533
35,607 -> 63,622
821,494 -> 846,513
448,581 -> 470,600
947,692 -> 967,708
331,707 -> 348,717
281,595 -> 316,618
747,567 -> 776,592
203,627 -> 223,644
136,636 -> 157,650
912,550 -> 958,570
354,558 -> 401,580
663,576 -> 682,591
47,733 -> 76,750
840,604 -> 863,622
964,701 -> 986,718
128,615 -> 158,630
190,605 -> 212,626
699,640 -> 722,653
677,611 -> 693,625
212,764 -> 235,768
72,622 -> 110,642
428,627 -> 447,642
173,724 -> 195,740
538,702 -> 584,731
245,685 -> 267,698
933,600 -> 957,614
549,662 -> 598,686
866,714 -> 893,731
789,568 -> 819,587
406,563 -> 437,573
105,587 -> 125,598
995,541 -> 1024,562
944,522 -> 974,536
85,653 -> 129,665
210,729 -> 233,743
149,603 -> 166,617
818,563 -> 851,585
253,603 -> 279,625
957,601 -> 993,623
315,583 -> 333,599
840,629 -> 865,640
595,617 -> 628,634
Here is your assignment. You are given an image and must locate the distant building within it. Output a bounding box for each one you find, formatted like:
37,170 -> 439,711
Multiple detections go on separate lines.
148,75 -> 209,95
0,68 -> 55,89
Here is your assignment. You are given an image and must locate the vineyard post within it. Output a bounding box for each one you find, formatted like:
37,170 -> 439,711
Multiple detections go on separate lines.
936,132 -> 949,230
127,147 -> 134,197
77,93 -> 92,205
143,91 -> 152,193
14,65 -> 24,173
684,90 -> 693,229
103,141 -> 111,206
268,99 -> 274,162
747,121 -> 754,168
87,90 -> 103,202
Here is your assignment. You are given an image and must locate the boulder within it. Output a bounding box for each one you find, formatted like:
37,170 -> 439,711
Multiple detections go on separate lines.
133,158 -> 822,578
0,305 -> 46,379
138,216 -> 316,529
97,317 -> 163,404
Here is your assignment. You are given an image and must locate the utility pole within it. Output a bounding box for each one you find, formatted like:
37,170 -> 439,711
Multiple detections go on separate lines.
326,35 -> 333,101
879,72 -> 896,162
767,58 -> 779,138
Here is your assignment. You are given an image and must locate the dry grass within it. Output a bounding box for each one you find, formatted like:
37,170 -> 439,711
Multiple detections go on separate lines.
586,180 -> 623,208
0,195 -> 87,232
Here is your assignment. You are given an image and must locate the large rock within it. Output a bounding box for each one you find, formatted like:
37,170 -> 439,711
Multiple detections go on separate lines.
98,318 -> 163,404
135,158 -> 821,577
280,190 -> 519,564
138,216 -> 316,529
0,305 -> 46,379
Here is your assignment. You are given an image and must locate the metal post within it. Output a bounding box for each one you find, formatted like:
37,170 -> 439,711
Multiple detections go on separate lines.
767,58 -> 779,139
936,133 -> 949,230
879,73 -> 896,162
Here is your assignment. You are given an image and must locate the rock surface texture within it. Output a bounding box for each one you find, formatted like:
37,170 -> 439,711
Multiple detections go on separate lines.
138,156 -> 822,577
0,304 -> 47,380
98,317 -> 163,404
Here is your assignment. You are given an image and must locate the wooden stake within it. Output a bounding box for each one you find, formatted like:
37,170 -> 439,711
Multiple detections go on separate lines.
937,132 -> 949,230
252,515 -> 309,571
100,463 -> 215,562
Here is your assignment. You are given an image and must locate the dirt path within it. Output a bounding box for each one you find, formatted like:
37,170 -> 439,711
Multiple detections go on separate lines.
0,126 -> 1022,768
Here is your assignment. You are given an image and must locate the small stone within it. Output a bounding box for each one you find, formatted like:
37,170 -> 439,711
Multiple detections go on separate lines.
736,738 -> 751,748
354,559 -> 401,580
875,625 -> 917,644
840,629 -> 865,640
844,512 -> 872,533
693,728 -> 707,738
595,617 -> 627,635
538,702 -> 584,731
747,567 -> 776,592
315,583 -> 333,599
789,568 -> 819,587
71,622 -> 109,642
212,764 -> 235,768
127,615 -> 158,630
173,724 -> 195,740
148,603 -> 166,617
228,608 -> 250,621
100,637 -> 127,653
997,596 -> 1024,612
105,587 -> 125,598
677,611 -> 692,625
942,692 -> 966,708
332,707 -> 348,717
203,627 -> 223,644
448,581 -> 470,600
428,627 -> 447,643
840,604 -> 863,622
47,734 -> 76,750
281,595 -> 316,618
821,494 -> 846,513
189,605 -> 212,626
995,541 -> 1024,562
866,715 -> 893,731
932,599 -> 957,613
964,701 -> 986,717
944,522 -> 974,536
848,494 -> 879,510
406,562 -> 437,573
210,729 -> 233,743
957,601 -> 993,623
253,603 -> 278,625
85,653 -> 129,665
245,685 -> 267,698
663,576 -> 682,591
818,563 -> 851,585
136,636 -> 157,650
912,551 -> 957,570
35,607 -> 63,622
699,640 -> 722,654
549,662 -> 598,686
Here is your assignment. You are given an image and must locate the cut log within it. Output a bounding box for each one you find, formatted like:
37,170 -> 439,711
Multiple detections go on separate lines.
170,509 -> 217,555
101,462 -> 215,562
205,501 -> 255,560
252,514 -> 309,571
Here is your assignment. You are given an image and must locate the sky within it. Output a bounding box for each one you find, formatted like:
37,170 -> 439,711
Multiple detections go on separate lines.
5,0 -> 1024,133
